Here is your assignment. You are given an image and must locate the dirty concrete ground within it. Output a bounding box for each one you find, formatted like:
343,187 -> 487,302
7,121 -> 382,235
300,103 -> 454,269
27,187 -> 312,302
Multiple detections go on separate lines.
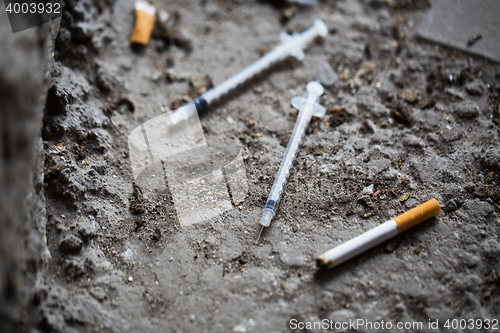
35,0 -> 500,332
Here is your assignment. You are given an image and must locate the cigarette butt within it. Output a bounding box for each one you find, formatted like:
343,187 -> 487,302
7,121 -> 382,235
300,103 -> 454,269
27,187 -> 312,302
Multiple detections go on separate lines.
130,1 -> 156,45
317,199 -> 441,269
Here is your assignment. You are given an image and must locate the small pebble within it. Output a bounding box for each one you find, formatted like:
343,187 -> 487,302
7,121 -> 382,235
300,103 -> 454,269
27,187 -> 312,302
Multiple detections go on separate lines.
399,192 -> 410,202
453,101 -> 480,119
397,88 -> 419,103
152,228 -> 161,241
465,80 -> 485,96
128,276 -> 133,282
444,198 -> 458,213
361,184 -> 374,196
59,234 -> 83,255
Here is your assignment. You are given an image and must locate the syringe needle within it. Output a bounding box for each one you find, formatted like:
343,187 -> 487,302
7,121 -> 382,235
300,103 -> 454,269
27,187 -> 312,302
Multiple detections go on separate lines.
255,226 -> 265,245
256,82 -> 326,243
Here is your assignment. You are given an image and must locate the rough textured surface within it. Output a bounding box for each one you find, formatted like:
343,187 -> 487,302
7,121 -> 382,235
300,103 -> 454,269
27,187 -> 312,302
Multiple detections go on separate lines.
0,9 -> 57,333
416,0 -> 500,63
6,0 -> 500,332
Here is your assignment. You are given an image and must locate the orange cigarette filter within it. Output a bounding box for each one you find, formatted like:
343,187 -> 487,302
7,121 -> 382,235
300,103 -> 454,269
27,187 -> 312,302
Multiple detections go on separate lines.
130,1 -> 156,45
394,198 -> 441,233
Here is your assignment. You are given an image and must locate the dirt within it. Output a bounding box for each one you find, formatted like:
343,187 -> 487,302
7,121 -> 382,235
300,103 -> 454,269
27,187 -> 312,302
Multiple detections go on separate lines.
32,0 -> 500,332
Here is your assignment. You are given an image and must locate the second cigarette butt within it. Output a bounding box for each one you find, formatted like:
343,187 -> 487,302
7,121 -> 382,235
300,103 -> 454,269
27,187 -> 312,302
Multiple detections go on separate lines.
130,1 -> 156,45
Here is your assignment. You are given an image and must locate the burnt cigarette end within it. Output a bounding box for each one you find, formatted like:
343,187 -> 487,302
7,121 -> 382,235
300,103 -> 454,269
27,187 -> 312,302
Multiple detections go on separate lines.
316,257 -> 327,269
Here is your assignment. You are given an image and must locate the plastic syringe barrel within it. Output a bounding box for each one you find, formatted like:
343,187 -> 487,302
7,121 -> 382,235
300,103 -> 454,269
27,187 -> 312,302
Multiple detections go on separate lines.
171,46 -> 288,124
194,19 -> 328,109
260,91 -> 318,226
200,46 -> 289,105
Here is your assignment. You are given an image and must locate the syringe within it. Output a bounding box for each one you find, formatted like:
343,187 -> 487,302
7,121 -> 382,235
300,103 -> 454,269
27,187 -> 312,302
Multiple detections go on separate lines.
256,81 -> 326,244
169,19 -> 328,124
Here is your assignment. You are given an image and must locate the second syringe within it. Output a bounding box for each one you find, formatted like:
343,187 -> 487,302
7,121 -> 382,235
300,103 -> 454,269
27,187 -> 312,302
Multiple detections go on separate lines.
256,81 -> 326,243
